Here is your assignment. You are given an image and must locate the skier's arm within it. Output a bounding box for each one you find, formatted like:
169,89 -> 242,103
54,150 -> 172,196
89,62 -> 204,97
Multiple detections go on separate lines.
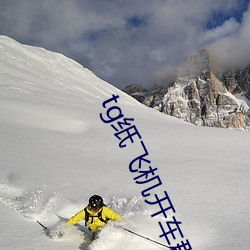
67,209 -> 85,225
104,207 -> 122,222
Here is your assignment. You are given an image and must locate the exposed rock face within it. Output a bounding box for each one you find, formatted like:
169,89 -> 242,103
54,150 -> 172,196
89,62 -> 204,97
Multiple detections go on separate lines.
123,49 -> 250,130
217,66 -> 250,99
123,84 -> 147,103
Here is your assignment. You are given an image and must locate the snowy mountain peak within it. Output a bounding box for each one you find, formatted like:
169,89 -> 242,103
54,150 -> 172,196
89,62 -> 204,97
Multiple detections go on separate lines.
124,49 -> 250,130
177,49 -> 210,78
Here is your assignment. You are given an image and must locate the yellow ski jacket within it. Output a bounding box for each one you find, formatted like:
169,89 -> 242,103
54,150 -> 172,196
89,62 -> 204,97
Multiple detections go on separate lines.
67,206 -> 121,233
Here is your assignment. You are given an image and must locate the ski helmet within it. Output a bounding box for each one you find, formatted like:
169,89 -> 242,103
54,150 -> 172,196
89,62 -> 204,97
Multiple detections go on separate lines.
89,195 -> 104,210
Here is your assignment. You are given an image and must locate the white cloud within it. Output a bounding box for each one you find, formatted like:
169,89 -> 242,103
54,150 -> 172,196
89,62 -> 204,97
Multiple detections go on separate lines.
209,5 -> 250,68
0,0 -> 249,88
200,18 -> 240,45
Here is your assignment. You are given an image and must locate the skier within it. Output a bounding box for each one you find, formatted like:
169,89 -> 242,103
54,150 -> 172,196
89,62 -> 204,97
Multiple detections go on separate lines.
66,194 -> 122,239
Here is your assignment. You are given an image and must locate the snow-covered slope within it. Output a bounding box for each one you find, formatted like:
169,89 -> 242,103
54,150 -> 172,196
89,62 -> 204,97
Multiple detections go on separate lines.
0,36 -> 250,250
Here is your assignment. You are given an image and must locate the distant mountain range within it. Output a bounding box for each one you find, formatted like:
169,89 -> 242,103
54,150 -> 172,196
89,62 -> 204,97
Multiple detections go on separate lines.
123,49 -> 250,130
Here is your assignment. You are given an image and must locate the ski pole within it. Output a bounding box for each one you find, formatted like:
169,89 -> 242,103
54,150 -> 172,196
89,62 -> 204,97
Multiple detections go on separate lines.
122,227 -> 172,249
37,220 -> 48,231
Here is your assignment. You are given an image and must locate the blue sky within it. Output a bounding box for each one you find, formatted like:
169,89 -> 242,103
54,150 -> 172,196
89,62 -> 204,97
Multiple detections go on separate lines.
0,0 -> 249,89
205,0 -> 249,28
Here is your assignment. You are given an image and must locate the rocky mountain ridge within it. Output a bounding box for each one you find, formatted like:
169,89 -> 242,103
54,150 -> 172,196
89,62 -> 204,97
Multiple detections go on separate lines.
123,49 -> 250,130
